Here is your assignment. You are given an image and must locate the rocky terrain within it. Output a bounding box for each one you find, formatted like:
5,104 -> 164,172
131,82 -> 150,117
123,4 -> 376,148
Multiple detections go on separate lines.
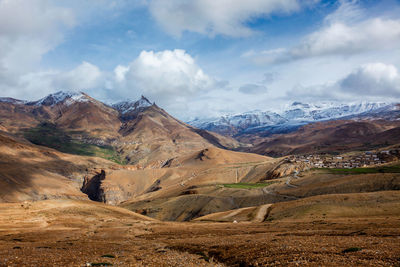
0,196 -> 399,266
0,91 -> 400,265
0,91 -> 238,167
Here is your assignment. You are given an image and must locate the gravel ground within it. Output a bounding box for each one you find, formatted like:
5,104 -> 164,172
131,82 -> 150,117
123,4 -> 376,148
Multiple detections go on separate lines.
0,217 -> 399,266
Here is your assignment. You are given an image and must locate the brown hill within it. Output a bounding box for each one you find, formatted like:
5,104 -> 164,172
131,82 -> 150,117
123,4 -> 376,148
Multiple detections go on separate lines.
0,91 -> 239,167
82,147 -> 277,206
0,92 -> 120,141
0,131 -> 116,202
247,120 -> 400,157
0,126 -> 277,209
0,199 -> 153,232
118,156 -> 400,221
52,95 -> 121,140
117,105 -> 239,166
194,190 -> 400,222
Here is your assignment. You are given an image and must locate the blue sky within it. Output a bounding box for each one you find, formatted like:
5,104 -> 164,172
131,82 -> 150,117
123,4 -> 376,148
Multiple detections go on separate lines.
1,0 -> 400,120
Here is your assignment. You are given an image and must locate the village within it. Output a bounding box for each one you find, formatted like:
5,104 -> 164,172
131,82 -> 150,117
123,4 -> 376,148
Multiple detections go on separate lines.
286,148 -> 400,169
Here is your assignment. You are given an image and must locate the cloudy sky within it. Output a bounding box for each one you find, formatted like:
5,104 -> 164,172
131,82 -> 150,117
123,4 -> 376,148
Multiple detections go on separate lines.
1,0 -> 400,120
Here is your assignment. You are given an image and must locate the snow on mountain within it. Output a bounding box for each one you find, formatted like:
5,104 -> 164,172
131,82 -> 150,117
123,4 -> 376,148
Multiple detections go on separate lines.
282,101 -> 390,123
26,91 -> 89,106
112,95 -> 153,114
191,110 -> 287,130
188,101 -> 396,135
64,93 -> 91,106
10,91 -> 154,117
0,97 -> 27,105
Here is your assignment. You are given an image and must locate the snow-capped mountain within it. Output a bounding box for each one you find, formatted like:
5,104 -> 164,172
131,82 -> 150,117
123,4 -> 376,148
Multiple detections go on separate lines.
188,101 -> 398,136
282,101 -> 390,123
26,91 -> 90,106
0,97 -> 27,105
1,91 -> 155,115
189,110 -> 287,136
112,96 -> 152,114
112,96 -> 153,121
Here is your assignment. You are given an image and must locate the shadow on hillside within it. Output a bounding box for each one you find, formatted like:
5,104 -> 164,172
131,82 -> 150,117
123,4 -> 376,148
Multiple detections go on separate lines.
0,150 -> 100,202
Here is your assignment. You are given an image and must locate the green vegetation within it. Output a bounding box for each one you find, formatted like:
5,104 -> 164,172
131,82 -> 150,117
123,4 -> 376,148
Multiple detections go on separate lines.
222,182 -> 274,189
23,122 -> 126,164
319,165 -> 400,174
342,247 -> 362,253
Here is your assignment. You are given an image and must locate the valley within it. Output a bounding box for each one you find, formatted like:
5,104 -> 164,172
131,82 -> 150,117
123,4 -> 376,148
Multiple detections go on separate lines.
0,92 -> 400,266
2,1 -> 400,265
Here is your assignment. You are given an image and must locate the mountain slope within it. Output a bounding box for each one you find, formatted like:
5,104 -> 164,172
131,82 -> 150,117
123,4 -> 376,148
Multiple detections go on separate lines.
248,119 -> 400,157
117,103 -> 239,166
0,131 -> 116,202
0,91 -> 239,167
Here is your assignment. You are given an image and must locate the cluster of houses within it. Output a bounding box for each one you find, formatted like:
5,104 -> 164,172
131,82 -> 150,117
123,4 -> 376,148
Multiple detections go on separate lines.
286,149 -> 400,169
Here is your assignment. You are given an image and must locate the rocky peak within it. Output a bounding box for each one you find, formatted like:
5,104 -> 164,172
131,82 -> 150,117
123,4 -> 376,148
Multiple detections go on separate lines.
26,91 -> 89,106
112,96 -> 153,114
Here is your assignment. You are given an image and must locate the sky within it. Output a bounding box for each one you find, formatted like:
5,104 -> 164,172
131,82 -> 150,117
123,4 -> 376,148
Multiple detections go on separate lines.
0,0 -> 400,120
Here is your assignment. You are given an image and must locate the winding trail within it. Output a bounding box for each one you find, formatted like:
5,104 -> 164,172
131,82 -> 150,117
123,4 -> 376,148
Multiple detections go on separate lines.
285,176 -> 298,188
285,170 -> 299,188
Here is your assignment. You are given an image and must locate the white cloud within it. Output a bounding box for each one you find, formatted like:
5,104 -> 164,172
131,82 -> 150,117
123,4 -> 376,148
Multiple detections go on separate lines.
0,0 -> 79,99
114,49 -> 220,106
340,63 -> 400,97
247,1 -> 400,64
1,62 -> 105,100
0,0 -> 75,74
289,18 -> 400,60
51,62 -> 103,90
149,0 -> 318,37
0,48 -> 223,117
287,62 -> 400,101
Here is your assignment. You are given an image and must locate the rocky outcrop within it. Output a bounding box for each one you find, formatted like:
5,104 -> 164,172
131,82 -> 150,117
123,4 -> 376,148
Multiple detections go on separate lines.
81,170 -> 106,202
264,160 -> 308,179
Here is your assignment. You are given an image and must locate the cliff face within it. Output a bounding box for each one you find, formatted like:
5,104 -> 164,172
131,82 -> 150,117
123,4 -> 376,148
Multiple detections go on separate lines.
81,170 -> 106,202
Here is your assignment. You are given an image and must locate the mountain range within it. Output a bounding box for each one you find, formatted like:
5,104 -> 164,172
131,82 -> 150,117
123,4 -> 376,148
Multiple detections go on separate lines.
2,91 -> 400,161
0,91 -> 238,167
188,101 -> 399,136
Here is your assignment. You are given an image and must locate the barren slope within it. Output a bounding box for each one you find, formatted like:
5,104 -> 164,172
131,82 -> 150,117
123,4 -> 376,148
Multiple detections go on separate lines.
0,131 -> 117,202
0,92 -> 239,167
118,105 -> 239,166
247,120 -> 400,157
